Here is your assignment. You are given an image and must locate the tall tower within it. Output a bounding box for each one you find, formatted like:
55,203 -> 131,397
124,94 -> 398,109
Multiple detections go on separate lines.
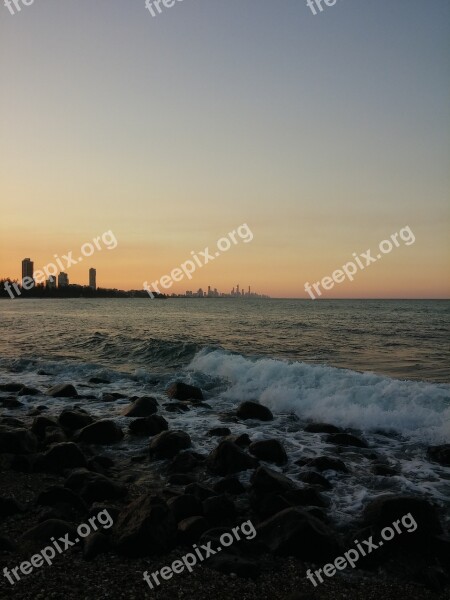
89,268 -> 97,290
21,258 -> 34,287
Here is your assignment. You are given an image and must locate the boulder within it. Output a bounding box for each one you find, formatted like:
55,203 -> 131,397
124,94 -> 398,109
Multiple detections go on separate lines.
206,440 -> 258,476
305,423 -> 343,434
88,377 -> 111,385
305,456 -> 349,473
18,386 -> 41,396
208,427 -> 232,437
250,466 -> 297,494
31,416 -> 59,439
299,471 -> 332,490
121,397 -> 158,417
47,384 -> 78,398
0,497 -> 23,518
213,476 -> 246,495
224,433 -> 252,447
35,442 -> 88,473
249,439 -> 288,465
75,420 -> 124,444
427,445 -> 450,467
58,409 -> 94,431
326,433 -> 368,448
21,519 -> 78,550
0,426 -> 38,454
114,494 -> 177,556
167,494 -> 203,523
236,401 -> 273,422
168,451 -> 203,473
83,531 -> 111,560
203,494 -> 236,525
0,398 -> 23,408
362,494 -> 442,535
166,382 -> 203,402
149,430 -> 191,459
184,483 -> 216,501
36,486 -> 87,513
65,469 -> 127,504
0,383 -> 23,392
129,415 -> 168,436
178,516 -> 209,544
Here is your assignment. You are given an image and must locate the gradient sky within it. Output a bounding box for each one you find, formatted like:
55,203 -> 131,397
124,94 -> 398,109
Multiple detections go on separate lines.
1,0 -> 449,298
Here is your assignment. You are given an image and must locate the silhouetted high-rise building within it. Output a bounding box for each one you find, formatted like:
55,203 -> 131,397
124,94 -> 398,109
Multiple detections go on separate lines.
89,268 -> 97,290
58,272 -> 69,287
21,258 -> 34,287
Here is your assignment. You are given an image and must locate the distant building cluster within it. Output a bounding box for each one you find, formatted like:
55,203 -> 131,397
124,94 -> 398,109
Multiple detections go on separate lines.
20,258 -> 95,290
177,284 -> 269,299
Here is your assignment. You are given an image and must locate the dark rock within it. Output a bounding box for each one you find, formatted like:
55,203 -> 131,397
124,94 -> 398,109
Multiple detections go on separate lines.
178,516 -> 209,544
305,456 -> 349,473
164,402 -> 190,413
167,494 -> 203,522
203,494 -> 236,525
167,382 -> 203,402
65,469 -> 127,504
149,430 -> 191,459
184,483 -> 216,501
18,386 -> 41,396
59,409 -> 94,431
88,377 -> 111,385
224,433 -> 252,447
0,383 -> 23,392
0,417 -> 24,428
43,427 -> 67,446
114,493 -> 177,557
0,536 -> 15,552
206,440 -> 258,476
36,486 -> 87,513
129,415 -> 168,436
304,423 -> 343,434
236,401 -> 273,422
208,427 -> 232,437
206,553 -> 261,578
427,445 -> 450,467
0,497 -> 23,518
326,433 -> 368,448
21,519 -> 78,548
257,507 -> 340,561
249,439 -> 288,465
75,420 -> 124,444
36,442 -> 88,473
167,474 -> 197,486
168,451 -> 202,473
10,454 -> 37,472
299,471 -> 332,489
373,463 -> 399,476
31,416 -> 59,438
47,384 -> 78,398
83,531 -> 111,560
213,476 -> 246,495
250,466 -> 297,494
121,396 -> 158,417
0,398 -> 23,408
0,426 -> 38,454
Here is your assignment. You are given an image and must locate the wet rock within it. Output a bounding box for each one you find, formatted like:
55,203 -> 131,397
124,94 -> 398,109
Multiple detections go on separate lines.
88,377 -> 111,385
166,382 -> 203,402
35,442 -> 88,473
65,469 -> 127,504
0,383 -> 23,392
250,466 -> 297,494
58,409 -> 94,431
299,471 -> 332,489
304,456 -> 349,473
0,426 -> 38,454
257,507 -> 340,561
184,483 -> 216,501
167,494 -> 203,523
121,396 -> 158,417
326,433 -> 368,448
83,531 -> 111,560
36,486 -> 87,513
0,536 -> 15,552
206,440 -> 258,476
224,433 -> 252,447
236,401 -> 273,422
203,494 -> 236,525
149,430 -> 191,459
0,398 -> 23,408
304,423 -> 343,434
21,519 -> 78,549
18,386 -> 41,396
31,416 -> 59,439
164,402 -> 190,413
129,415 -> 168,436
208,427 -> 232,437
249,439 -> 288,465
178,516 -> 209,544
75,420 -> 124,444
167,474 -> 197,486
373,463 -> 399,476
427,444 -> 450,467
213,476 -> 246,495
47,384 -> 78,398
114,493 -> 177,557
168,451 -> 203,473
0,417 -> 24,428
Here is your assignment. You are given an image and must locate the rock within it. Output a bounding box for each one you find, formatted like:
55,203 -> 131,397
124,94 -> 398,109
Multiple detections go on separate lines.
0,383 -> 23,392
31,416 -> 59,439
167,474 -> 197,486
47,384 -> 78,398
178,516 -> 209,544
58,409 -> 94,431
149,430 -> 191,459
184,483 -> 216,501
250,466 -> 297,494
0,426 -> 38,454
21,519 -> 78,549
43,427 -> 67,446
224,433 -> 252,447
206,553 -> 261,578
326,433 -> 368,448
0,497 -> 23,518
168,451 -> 202,473
203,494 -> 236,525
35,442 -> 88,473
114,493 -> 177,557
304,423 -> 343,434
299,471 -> 332,489
0,417 -> 24,428
121,396 -> 158,417
236,401 -> 273,421
167,494 -> 203,523
206,440 -> 258,476
427,444 -> 450,467
213,476 -> 246,495
88,377 -> 111,385
362,494 -> 442,535
166,382 -> 203,402
0,536 -> 15,552
75,420 -> 124,444
0,398 -> 23,408
36,486 -> 87,513
305,456 -> 349,473
129,415 -> 168,436
257,507 -> 340,561
208,427 -> 232,437
65,469 -> 127,504
18,386 -> 41,396
373,463 -> 398,476
164,402 -> 190,413
249,439 -> 288,465
83,531 -> 111,560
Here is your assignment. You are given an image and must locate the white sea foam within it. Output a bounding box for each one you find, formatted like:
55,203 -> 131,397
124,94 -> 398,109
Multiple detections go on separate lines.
189,349 -> 450,445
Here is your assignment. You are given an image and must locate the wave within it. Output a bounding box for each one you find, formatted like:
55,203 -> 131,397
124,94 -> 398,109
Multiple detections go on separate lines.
188,349 -> 450,444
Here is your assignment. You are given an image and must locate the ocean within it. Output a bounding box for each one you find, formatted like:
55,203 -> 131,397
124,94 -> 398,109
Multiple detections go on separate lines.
0,298 -> 449,526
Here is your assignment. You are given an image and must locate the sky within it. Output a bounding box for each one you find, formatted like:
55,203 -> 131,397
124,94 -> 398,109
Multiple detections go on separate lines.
0,0 -> 449,298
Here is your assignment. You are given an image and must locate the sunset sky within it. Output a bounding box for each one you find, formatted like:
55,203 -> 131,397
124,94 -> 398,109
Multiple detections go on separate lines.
1,0 -> 449,298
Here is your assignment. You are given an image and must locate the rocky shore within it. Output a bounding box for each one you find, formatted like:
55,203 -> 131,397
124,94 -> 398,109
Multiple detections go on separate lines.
0,379 -> 449,599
